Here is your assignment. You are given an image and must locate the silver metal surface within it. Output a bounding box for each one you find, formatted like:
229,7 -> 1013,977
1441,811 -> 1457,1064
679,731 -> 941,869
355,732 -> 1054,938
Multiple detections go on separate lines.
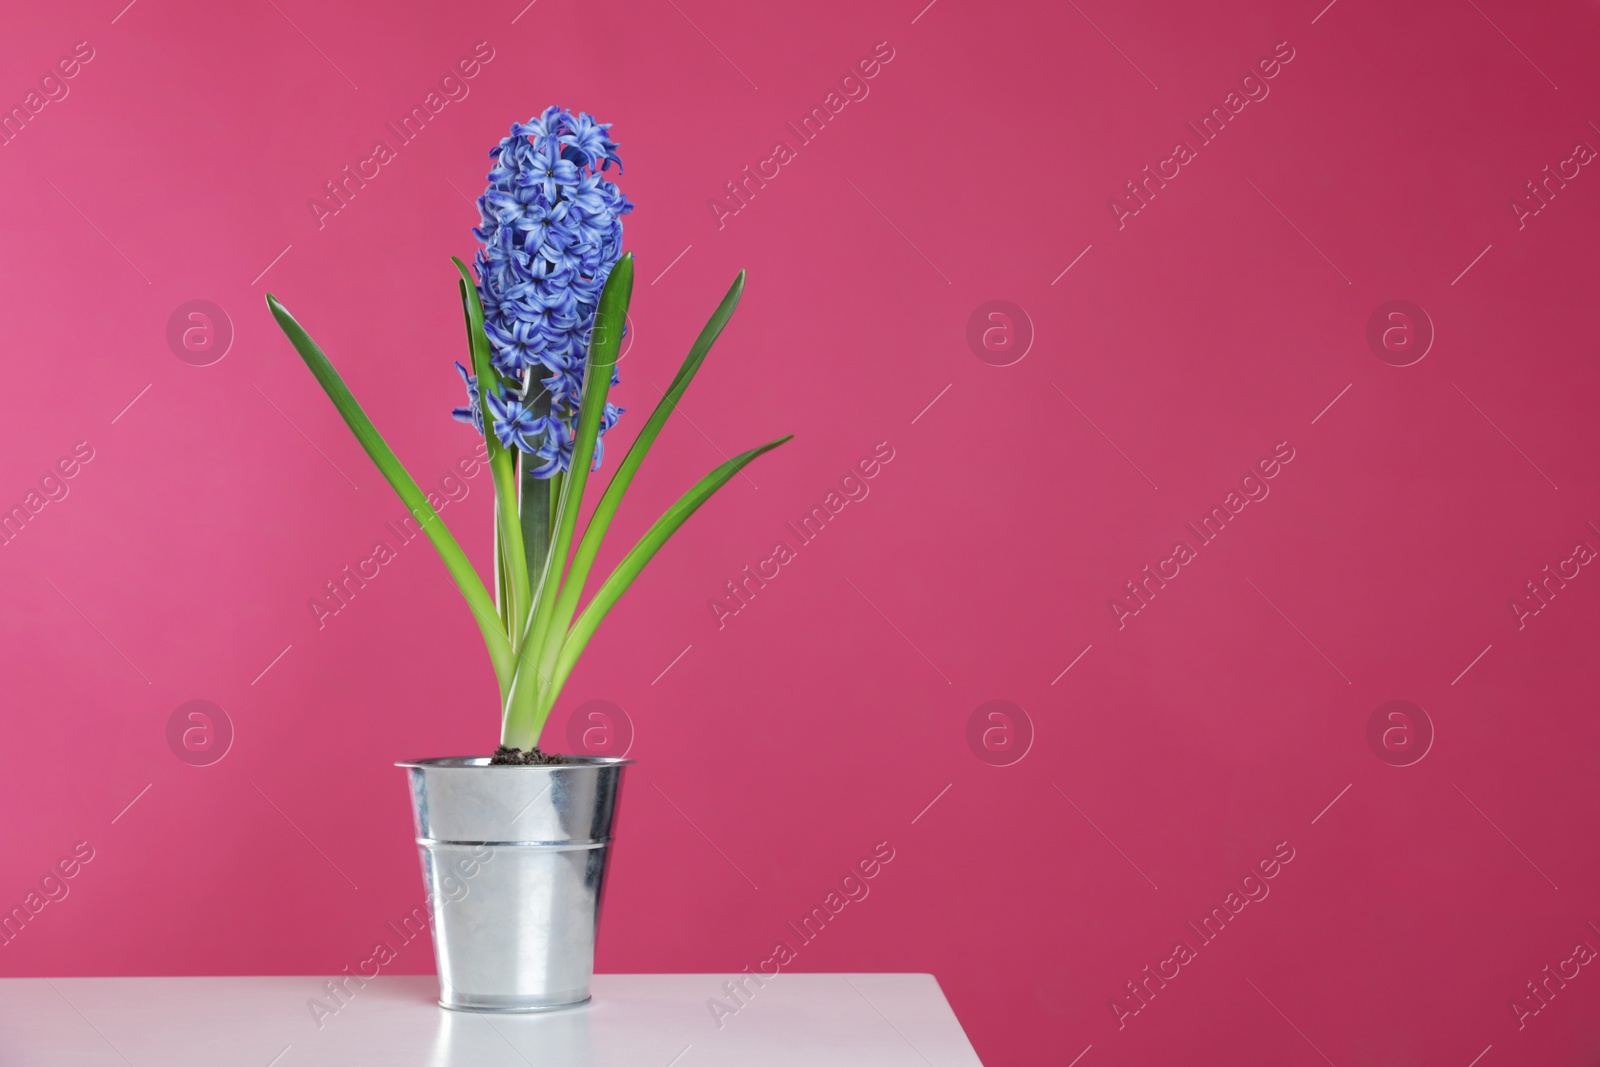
397,756 -> 630,1013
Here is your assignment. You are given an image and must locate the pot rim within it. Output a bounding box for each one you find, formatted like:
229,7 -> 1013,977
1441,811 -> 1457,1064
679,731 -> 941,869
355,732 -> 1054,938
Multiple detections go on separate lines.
395,755 -> 634,770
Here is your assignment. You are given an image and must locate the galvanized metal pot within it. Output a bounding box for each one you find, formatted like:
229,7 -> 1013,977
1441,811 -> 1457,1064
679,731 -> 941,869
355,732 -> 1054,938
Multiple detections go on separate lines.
397,756 -> 630,1012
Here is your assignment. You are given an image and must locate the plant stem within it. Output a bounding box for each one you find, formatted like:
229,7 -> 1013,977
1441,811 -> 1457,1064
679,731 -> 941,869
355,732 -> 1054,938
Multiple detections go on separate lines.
518,384 -> 553,598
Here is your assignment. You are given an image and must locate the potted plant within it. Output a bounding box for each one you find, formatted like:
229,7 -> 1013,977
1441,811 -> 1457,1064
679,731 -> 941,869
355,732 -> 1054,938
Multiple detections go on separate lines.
266,107 -> 790,1012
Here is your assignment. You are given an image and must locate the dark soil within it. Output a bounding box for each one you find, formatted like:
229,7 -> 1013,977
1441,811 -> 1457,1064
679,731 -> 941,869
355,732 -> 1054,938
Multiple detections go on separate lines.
489,745 -> 576,766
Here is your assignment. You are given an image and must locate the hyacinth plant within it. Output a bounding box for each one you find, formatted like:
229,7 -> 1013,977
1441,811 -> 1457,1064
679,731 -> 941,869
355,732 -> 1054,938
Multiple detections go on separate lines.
265,108 -> 790,763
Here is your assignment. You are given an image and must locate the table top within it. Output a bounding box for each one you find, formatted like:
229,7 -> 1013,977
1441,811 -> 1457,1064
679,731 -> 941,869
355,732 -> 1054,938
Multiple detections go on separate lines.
0,973 -> 982,1066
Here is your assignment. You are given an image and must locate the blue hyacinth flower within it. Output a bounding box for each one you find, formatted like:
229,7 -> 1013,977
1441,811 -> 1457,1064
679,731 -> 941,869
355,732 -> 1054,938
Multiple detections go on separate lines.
485,390 -> 548,454
458,106 -> 633,478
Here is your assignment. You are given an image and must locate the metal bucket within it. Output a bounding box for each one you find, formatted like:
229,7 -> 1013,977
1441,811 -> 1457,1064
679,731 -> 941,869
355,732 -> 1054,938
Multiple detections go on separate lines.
397,756 -> 630,1012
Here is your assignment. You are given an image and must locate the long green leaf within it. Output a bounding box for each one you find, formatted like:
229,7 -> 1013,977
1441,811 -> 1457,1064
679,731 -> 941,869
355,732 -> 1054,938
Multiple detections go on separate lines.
265,294 -> 514,696
461,279 -> 513,640
537,434 -> 792,724
548,271 -> 745,661
526,256 -> 633,669
502,254 -> 634,748
459,280 -> 510,638
455,261 -> 529,648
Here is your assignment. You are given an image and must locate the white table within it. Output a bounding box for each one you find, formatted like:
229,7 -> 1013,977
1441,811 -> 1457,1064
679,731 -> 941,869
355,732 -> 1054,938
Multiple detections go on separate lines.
0,973 -> 982,1065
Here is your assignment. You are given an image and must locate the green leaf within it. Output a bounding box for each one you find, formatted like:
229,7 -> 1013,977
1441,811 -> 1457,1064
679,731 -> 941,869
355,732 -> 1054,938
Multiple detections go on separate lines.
538,434 -> 792,721
493,528 -> 511,635
549,271 -> 745,657
265,293 -> 514,697
455,261 -> 530,652
502,253 -> 634,748
453,259 -> 508,402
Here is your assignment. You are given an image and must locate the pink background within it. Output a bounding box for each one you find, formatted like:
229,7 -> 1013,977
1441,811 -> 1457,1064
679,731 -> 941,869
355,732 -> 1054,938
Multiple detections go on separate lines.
4,0 -> 1600,1062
